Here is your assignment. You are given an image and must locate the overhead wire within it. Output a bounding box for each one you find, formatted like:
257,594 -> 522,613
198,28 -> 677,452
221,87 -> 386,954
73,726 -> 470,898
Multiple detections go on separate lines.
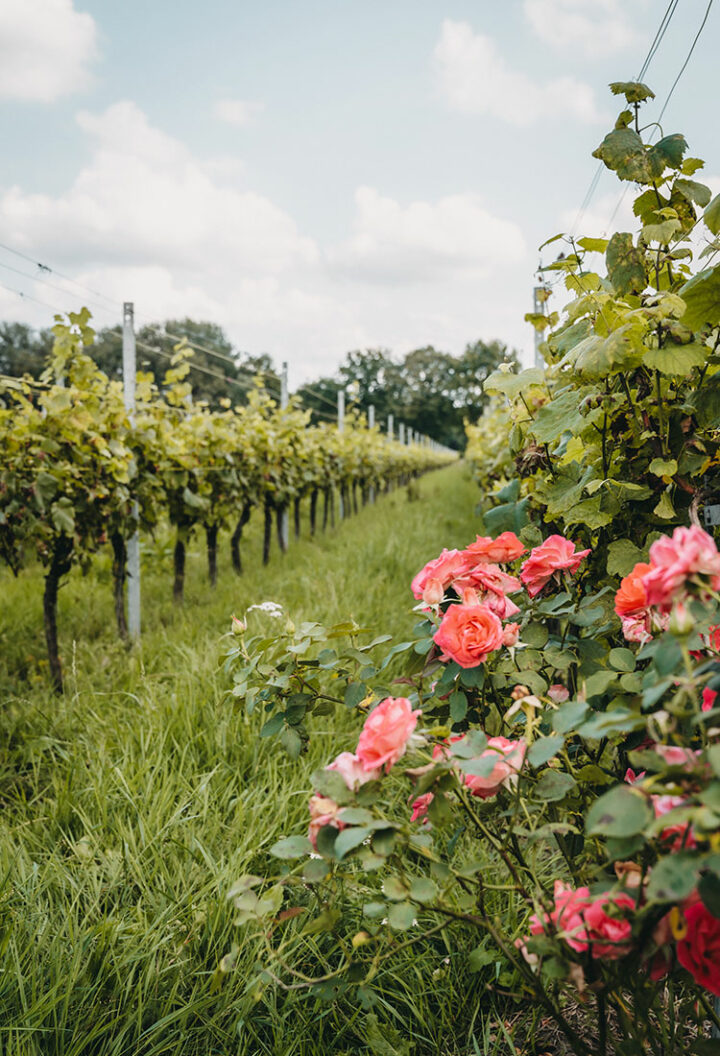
569,0 -> 680,238
0,278 -> 68,315
601,0 -> 715,234
294,383 -> 339,410
0,257 -> 118,320
0,239 -> 120,311
658,0 -> 714,122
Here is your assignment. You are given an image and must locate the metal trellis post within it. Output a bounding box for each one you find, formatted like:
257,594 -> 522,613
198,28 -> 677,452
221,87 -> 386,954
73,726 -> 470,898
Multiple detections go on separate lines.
122,302 -> 141,640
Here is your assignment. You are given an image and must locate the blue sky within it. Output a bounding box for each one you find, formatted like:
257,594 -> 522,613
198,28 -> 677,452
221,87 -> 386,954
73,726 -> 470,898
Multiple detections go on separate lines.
0,0 -> 717,383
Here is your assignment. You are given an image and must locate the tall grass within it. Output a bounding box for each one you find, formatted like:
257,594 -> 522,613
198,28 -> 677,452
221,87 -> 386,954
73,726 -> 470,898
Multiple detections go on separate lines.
0,464 -> 510,1055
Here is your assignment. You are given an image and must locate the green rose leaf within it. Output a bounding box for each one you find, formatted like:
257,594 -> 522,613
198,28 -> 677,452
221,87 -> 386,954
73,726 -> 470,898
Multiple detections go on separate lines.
333,827 -> 373,861
552,700 -> 589,734
646,853 -> 699,904
270,835 -> 313,859
586,785 -> 652,838
409,877 -> 438,904
608,647 -> 636,672
344,681 -> 367,708
528,734 -> 565,768
387,901 -> 416,931
535,770 -> 575,801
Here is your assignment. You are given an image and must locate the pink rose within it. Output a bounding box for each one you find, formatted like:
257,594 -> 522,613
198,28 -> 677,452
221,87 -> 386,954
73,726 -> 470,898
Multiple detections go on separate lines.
643,526 -> 720,609
654,744 -> 701,770
356,697 -> 421,773
520,536 -> 591,598
410,792 -> 434,823
621,612 -> 652,643
652,793 -> 696,851
433,734 -> 525,799
433,602 -> 504,668
464,532 -> 526,564
453,562 -> 522,598
327,751 -> 381,790
503,622 -> 521,647
548,684 -> 569,703
530,881 -> 634,960
411,549 -> 468,600
308,794 -> 345,850
463,736 -> 526,799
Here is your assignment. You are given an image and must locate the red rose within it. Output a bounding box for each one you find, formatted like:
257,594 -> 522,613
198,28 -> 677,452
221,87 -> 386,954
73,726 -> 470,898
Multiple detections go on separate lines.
677,902 -> 720,996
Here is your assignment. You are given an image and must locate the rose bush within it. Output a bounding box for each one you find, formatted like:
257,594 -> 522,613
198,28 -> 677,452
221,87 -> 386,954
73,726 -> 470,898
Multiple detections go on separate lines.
220,83 -> 720,1053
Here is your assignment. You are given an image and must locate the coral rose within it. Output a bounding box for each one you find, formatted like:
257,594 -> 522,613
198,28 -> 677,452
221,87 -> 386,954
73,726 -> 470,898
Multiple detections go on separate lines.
326,751 -> 381,790
520,536 -> 591,597
356,697 -> 421,773
411,549 -> 469,600
677,902 -> 720,996
464,532 -> 526,564
615,562 -> 651,616
643,525 -> 720,609
530,881 -> 634,960
433,603 -> 504,668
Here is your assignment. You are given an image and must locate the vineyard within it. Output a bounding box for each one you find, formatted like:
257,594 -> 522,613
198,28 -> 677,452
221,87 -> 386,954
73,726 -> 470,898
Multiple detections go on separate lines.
0,314 -> 453,692
3,2 -> 720,1053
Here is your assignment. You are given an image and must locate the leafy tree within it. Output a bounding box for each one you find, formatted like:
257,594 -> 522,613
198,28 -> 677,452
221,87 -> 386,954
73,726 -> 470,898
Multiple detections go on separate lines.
298,341 -> 518,448
0,322 -> 53,379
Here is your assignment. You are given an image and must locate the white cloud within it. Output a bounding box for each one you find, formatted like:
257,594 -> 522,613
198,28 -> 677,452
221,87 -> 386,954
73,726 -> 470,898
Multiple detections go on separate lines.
212,98 -> 265,126
433,19 -> 605,125
524,0 -> 642,54
333,186 -> 526,282
0,0 -> 98,102
0,101 -> 317,276
0,100 -> 536,383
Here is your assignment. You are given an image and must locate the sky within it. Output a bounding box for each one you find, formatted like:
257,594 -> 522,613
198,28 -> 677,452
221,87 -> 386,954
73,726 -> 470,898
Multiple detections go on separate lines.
0,0 -> 717,385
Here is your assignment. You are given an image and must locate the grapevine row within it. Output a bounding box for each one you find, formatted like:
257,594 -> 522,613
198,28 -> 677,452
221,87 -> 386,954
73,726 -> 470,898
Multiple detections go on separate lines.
0,312 -> 454,690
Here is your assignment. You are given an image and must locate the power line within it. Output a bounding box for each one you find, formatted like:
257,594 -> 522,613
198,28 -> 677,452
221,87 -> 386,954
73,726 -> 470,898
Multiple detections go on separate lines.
0,257 -> 117,320
0,240 -> 120,311
294,382 -> 339,410
133,338 -> 261,395
658,0 -> 714,122
570,0 -> 680,237
602,0 -> 714,234
0,278 -> 67,315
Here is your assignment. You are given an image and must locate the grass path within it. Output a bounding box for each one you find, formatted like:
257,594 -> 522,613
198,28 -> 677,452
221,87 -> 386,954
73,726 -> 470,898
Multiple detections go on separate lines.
0,463 -> 496,1056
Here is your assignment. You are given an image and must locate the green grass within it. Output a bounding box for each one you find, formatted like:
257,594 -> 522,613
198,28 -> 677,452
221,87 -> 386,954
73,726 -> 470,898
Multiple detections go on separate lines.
0,464 -> 510,1055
